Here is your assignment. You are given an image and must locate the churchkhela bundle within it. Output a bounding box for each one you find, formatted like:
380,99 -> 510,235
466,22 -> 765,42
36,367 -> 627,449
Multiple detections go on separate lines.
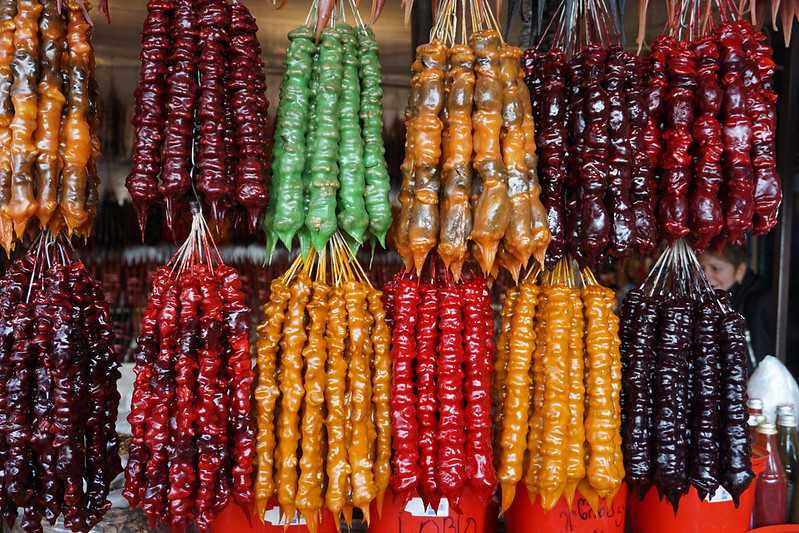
523,0 -> 781,269
253,235 -> 392,531
642,0 -> 780,249
124,209 -> 255,530
494,259 -> 624,513
0,0 -> 101,254
395,0 -> 550,280
383,255 -> 497,509
0,232 -> 122,533
620,239 -> 753,511
523,0 -> 652,269
126,0 -> 269,234
264,7 -> 391,256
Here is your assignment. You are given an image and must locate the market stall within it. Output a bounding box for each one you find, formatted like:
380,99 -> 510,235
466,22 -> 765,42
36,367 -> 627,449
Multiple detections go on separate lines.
0,0 -> 794,531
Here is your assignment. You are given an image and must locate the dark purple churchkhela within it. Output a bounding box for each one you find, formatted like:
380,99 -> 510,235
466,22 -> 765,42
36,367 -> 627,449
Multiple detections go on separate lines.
0,240 -> 121,533
653,297 -> 694,512
689,299 -> 722,501
718,312 -> 754,505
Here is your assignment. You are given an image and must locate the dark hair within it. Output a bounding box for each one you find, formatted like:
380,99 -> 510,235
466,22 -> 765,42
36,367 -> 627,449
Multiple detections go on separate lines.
710,244 -> 748,267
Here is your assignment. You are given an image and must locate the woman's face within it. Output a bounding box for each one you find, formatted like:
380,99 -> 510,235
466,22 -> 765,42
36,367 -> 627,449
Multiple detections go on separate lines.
701,253 -> 745,290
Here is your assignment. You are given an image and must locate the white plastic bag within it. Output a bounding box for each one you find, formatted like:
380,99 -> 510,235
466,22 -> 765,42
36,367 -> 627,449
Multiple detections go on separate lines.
115,362 -> 136,436
747,355 -> 799,423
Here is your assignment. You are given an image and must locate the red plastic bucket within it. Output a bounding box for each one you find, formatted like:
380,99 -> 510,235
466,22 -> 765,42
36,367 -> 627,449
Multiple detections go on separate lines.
368,487 -> 497,533
504,482 -> 627,533
628,454 -> 768,533
212,500 -> 339,533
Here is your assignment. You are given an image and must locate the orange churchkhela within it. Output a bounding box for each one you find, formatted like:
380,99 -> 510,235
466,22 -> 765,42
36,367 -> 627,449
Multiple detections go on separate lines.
496,260 -> 624,513
253,237 -> 393,532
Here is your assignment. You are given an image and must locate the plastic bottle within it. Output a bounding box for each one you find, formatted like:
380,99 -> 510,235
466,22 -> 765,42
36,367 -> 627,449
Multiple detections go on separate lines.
754,423 -> 788,528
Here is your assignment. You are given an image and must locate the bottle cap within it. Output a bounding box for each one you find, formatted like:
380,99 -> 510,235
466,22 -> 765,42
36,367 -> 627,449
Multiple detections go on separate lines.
758,422 -> 778,435
778,404 -> 795,417
779,414 -> 797,428
748,398 -> 764,411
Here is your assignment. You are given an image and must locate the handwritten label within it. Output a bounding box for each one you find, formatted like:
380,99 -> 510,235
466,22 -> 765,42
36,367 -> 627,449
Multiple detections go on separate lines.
395,513 -> 479,533
557,496 -> 626,533
707,485 -> 733,503
405,497 -> 449,517
264,507 -> 307,526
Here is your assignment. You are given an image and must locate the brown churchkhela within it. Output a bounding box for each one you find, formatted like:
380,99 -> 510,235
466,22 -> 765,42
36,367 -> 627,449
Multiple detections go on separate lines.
0,0 -> 16,252
60,0 -> 93,234
7,0 -> 41,239
518,69 -> 550,267
439,44 -> 474,279
34,0 -> 66,230
396,28 -> 549,278
395,57 -> 423,269
80,53 -> 101,237
498,44 -> 534,281
470,29 -> 510,274
407,40 -> 446,275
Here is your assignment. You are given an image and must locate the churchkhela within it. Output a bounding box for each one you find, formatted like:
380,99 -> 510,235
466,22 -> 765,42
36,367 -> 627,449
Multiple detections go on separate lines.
0,0 -> 101,254
521,0 -> 781,268
395,0 -> 550,279
124,208 -> 255,531
253,235 -> 392,532
620,240 -> 753,511
494,259 -> 624,514
126,0 -> 269,234
384,255 -> 497,510
264,6 -> 392,256
0,232 -> 122,533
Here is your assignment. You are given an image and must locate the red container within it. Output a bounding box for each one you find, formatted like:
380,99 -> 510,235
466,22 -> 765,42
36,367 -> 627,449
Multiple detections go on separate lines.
505,483 -> 627,533
368,487 -> 497,533
628,454 -> 768,533
212,500 -> 339,533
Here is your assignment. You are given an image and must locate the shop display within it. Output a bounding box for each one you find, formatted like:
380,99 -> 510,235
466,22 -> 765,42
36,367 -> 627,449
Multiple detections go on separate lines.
395,0 -> 550,279
253,236 -> 392,530
0,232 -> 122,533
0,0 -> 100,254
264,15 -> 392,255
127,0 -> 269,234
384,258 -> 497,508
494,260 -> 624,513
124,209 -> 255,531
620,240 -> 754,510
0,0 -> 787,530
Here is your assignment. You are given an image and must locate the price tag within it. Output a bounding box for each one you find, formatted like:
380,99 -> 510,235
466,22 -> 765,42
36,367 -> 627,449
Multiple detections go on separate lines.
264,507 -> 307,526
404,497 -> 450,517
707,485 -> 733,503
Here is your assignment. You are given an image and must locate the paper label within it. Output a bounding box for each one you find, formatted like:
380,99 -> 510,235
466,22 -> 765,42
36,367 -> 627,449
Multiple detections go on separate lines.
264,507 -> 307,526
707,485 -> 734,503
404,497 -> 450,517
